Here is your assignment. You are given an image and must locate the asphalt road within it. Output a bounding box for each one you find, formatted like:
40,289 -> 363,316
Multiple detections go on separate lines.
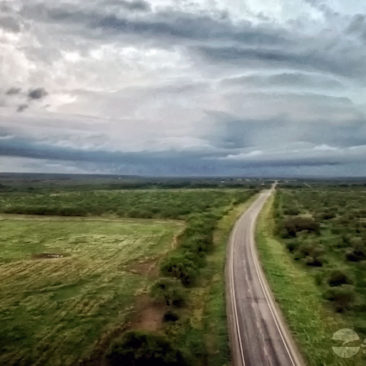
226,187 -> 304,366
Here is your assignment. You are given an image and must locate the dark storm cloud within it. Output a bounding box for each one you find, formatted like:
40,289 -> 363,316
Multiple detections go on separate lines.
347,14 -> 366,41
20,3 -> 289,46
110,0 -> 151,12
16,1 -> 366,82
205,112 -> 366,150
1,0 -> 366,177
27,88 -> 48,100
94,12 -> 286,45
6,87 -> 22,96
0,137 -> 224,175
0,137 -> 346,177
222,72 -> 344,90
195,45 -> 364,79
17,104 -> 29,113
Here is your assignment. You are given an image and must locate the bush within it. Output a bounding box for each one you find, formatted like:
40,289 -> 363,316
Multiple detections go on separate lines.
163,310 -> 179,322
105,331 -> 188,366
180,234 -> 212,256
282,216 -> 320,237
283,207 -> 300,216
327,270 -> 352,287
345,244 -> 366,262
160,254 -> 198,286
294,243 -> 324,266
150,278 -> 186,307
304,255 -> 323,267
286,240 -> 299,253
325,285 -> 355,312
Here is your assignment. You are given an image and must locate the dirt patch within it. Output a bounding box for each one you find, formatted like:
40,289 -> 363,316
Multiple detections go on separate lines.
79,296 -> 165,366
32,253 -> 66,259
131,294 -> 166,332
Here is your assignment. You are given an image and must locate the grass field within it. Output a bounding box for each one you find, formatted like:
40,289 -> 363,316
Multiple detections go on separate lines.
0,215 -> 183,366
257,193 -> 366,366
0,187 -> 257,365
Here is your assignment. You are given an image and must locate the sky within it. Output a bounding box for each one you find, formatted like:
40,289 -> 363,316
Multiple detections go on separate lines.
0,0 -> 366,177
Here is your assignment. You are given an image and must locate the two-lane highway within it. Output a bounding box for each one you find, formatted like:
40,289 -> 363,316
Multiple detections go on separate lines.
226,187 -> 304,366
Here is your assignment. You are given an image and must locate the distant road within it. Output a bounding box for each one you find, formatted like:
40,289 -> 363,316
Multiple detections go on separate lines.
226,186 -> 304,366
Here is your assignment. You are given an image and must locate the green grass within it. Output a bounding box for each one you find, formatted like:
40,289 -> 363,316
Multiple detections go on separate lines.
0,216 -> 183,366
256,194 -> 365,366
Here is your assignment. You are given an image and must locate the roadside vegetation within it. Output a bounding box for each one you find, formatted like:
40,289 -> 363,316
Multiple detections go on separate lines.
257,186 -> 366,365
0,187 -> 257,365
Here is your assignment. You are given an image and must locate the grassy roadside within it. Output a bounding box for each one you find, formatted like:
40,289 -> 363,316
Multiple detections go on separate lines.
256,194 -> 364,366
201,194 -> 258,366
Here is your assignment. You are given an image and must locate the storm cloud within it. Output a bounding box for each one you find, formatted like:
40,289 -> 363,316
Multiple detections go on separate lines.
0,0 -> 365,177
27,88 -> 48,100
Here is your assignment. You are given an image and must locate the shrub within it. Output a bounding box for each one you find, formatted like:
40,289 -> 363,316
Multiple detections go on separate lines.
163,310 -> 179,322
304,255 -> 323,267
319,211 -> 336,220
105,331 -> 188,366
345,244 -> 366,262
150,278 -> 186,307
325,285 -> 355,312
284,207 -> 300,216
282,216 -> 320,237
286,240 -> 299,253
295,243 -> 324,266
327,270 -> 352,287
160,254 -> 198,286
181,234 -> 212,256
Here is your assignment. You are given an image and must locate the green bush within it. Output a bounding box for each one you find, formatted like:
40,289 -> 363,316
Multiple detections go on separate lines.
345,244 -> 366,262
160,254 -> 198,286
105,331 -> 188,366
304,255 -> 324,267
325,285 -> 355,312
283,207 -> 300,216
150,278 -> 186,307
286,240 -> 300,253
294,243 -> 324,266
282,216 -> 320,237
327,270 -> 352,287
163,310 -> 179,322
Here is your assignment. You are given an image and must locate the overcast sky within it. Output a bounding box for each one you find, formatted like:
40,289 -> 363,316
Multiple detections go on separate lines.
1,0 -> 366,177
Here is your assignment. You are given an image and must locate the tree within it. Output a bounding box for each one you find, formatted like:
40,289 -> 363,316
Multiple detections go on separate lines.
106,331 -> 188,366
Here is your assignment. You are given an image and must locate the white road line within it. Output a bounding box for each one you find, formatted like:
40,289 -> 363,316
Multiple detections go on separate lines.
248,196 -> 296,366
229,214 -> 246,366
228,186 -> 304,366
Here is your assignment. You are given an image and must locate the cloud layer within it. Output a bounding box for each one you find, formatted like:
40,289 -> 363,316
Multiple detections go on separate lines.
0,0 -> 366,176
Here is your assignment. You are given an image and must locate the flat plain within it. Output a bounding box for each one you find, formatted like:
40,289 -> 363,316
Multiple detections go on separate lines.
0,215 -> 183,366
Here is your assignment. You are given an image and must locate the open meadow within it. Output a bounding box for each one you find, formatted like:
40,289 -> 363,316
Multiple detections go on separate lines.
0,216 -> 183,366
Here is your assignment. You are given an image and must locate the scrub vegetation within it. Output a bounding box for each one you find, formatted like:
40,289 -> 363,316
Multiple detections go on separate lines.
0,187 -> 257,366
257,186 -> 366,366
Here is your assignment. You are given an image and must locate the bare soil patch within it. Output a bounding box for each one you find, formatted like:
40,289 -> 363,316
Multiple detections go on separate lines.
131,294 -> 166,332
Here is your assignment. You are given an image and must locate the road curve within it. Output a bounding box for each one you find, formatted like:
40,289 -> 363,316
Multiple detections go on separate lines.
226,187 -> 305,366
